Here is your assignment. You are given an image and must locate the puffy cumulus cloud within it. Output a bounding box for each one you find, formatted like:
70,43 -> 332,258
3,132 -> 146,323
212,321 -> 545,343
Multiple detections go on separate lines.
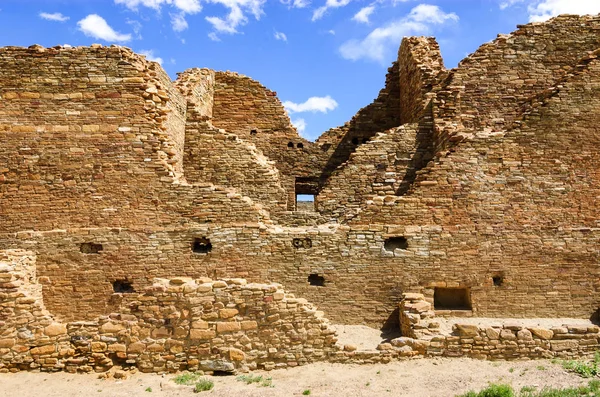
205,0 -> 266,38
170,12 -> 189,31
291,118 -> 307,136
283,96 -> 338,113
352,5 -> 375,24
139,49 -> 164,64
274,31 -> 287,41
312,0 -> 351,21
39,12 -> 69,22
527,0 -> 600,22
340,4 -> 457,62
280,0 -> 310,8
114,0 -> 202,13
77,14 -> 132,42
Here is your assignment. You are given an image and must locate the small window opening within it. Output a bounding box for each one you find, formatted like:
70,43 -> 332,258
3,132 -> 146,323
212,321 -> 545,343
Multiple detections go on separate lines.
362,138 -> 368,144
321,144 -> 331,152
308,274 -> 325,287
384,237 -> 408,251
250,129 -> 257,135
193,237 -> 212,254
297,142 -> 304,148
293,238 -> 312,249
351,137 -> 359,145
434,287 -> 471,310
492,274 -> 504,287
81,242 -> 103,254
296,194 -> 315,212
288,142 -> 294,148
113,280 -> 135,293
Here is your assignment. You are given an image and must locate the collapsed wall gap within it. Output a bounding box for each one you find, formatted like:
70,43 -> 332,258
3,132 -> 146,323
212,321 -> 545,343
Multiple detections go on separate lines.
308,274 -> 325,287
80,242 -> 103,254
384,237 -> 408,251
193,237 -> 212,254
434,287 -> 471,310
113,280 -> 135,293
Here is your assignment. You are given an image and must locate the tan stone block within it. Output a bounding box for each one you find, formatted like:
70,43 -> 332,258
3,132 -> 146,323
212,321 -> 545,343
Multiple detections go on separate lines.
551,340 -> 578,352
190,329 -> 216,340
44,323 -> 67,337
192,320 -> 209,329
229,348 -> 245,361
30,345 -> 55,355
216,322 -> 241,333
0,339 -> 15,348
241,321 -> 258,330
219,308 -> 239,319
485,328 -> 500,340
100,322 -> 125,334
455,324 -> 479,337
91,342 -> 107,352
529,327 -> 553,340
128,342 -> 145,354
108,343 -> 126,352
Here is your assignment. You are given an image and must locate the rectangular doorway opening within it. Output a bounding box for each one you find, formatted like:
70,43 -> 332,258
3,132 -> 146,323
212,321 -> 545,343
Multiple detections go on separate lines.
434,287 -> 471,310
294,177 -> 319,212
296,194 -> 315,212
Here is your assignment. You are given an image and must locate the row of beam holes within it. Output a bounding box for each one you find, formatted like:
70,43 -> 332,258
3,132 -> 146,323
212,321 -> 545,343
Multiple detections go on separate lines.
288,142 -> 304,148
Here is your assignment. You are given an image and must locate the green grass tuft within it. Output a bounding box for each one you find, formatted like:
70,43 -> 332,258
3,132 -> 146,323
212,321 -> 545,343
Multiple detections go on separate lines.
194,378 -> 214,393
173,372 -> 204,385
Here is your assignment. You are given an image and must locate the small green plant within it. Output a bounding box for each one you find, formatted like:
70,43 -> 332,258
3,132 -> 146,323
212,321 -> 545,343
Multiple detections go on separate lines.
456,383 -> 514,397
236,374 -> 264,385
261,377 -> 273,388
366,382 -> 370,386
536,366 -> 546,371
377,370 -> 381,374
509,368 -> 515,373
194,378 -> 214,393
562,359 -> 598,378
457,380 -> 600,397
173,372 -> 204,385
302,390 -> 311,395
145,387 -> 152,392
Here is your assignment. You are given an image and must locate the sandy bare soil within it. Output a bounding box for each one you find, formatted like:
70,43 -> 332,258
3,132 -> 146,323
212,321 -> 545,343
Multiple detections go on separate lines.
0,358 -> 592,397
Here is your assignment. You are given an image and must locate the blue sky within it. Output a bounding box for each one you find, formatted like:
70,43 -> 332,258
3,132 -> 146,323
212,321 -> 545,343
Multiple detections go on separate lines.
1,0 -> 599,141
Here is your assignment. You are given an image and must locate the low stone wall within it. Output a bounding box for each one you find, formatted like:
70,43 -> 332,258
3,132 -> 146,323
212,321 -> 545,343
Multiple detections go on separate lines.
0,250 -> 339,373
386,293 -> 600,360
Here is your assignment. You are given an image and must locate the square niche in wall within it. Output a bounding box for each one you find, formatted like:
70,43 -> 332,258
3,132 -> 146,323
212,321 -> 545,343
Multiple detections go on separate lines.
192,237 -> 212,254
434,287 -> 472,310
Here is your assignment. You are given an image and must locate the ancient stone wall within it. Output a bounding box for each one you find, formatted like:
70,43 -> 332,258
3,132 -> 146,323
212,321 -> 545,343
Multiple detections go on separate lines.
398,37 -> 446,124
448,14 -> 600,131
0,250 -> 340,373
349,52 -> 600,319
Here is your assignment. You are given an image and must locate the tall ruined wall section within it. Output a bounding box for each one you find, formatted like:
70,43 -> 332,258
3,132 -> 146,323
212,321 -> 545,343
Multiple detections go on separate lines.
347,53 -> 600,319
177,69 -> 288,210
398,37 -> 446,124
449,14 -> 600,131
317,124 -> 422,220
316,62 -> 401,182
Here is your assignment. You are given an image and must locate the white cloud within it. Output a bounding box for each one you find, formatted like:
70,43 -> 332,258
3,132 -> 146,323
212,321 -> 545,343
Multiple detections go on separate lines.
274,31 -> 287,41
114,0 -> 201,13
292,118 -> 307,136
340,4 -> 457,62
283,96 -> 338,113
527,0 -> 600,22
139,49 -> 164,64
352,5 -> 375,24
280,0 -> 311,8
328,29 -> 335,35
127,19 -> 143,38
208,32 -> 221,41
312,0 -> 351,21
39,12 -> 69,22
499,0 -> 525,10
77,14 -> 132,42
205,0 -> 266,38
171,12 -> 189,31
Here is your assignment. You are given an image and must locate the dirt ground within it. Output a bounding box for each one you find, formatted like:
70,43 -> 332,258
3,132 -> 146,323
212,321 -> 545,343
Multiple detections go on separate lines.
0,358 -> 592,397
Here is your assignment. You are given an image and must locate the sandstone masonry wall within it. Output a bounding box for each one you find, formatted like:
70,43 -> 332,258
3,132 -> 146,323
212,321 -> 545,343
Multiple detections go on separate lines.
0,250 -> 340,373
